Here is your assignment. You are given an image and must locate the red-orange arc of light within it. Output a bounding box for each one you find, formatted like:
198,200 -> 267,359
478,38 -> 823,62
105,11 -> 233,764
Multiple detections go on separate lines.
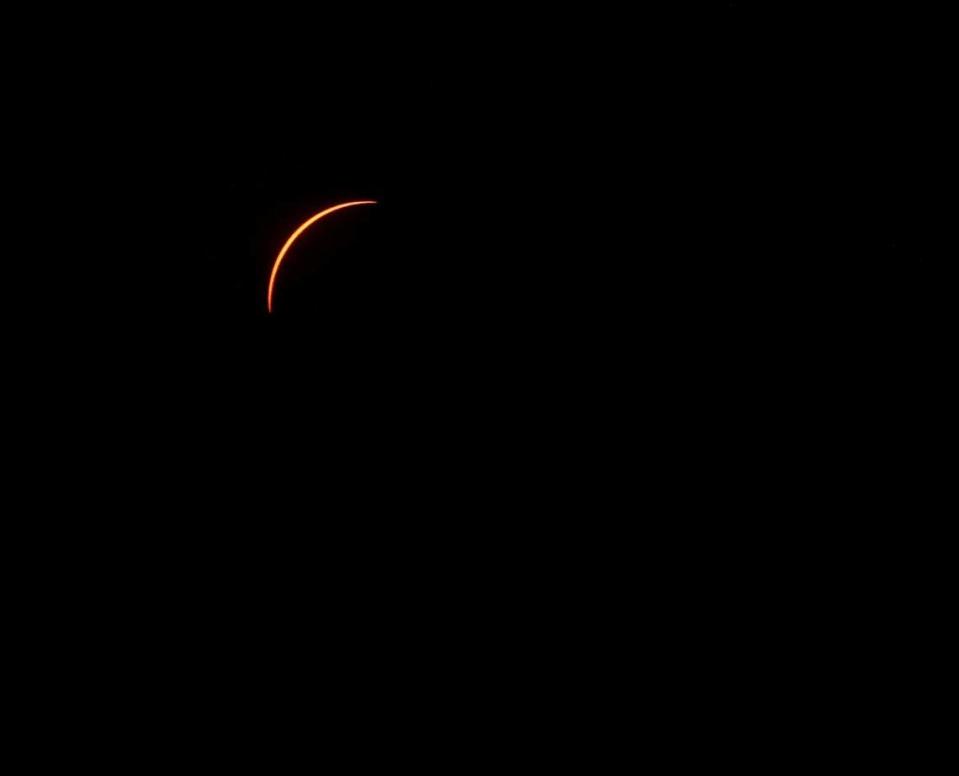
267,200 -> 377,313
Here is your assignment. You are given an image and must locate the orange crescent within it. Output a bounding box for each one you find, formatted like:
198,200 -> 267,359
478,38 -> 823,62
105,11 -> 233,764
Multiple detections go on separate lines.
267,200 -> 377,313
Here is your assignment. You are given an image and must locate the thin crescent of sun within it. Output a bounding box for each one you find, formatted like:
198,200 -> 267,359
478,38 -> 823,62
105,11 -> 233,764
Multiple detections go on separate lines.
267,200 -> 377,313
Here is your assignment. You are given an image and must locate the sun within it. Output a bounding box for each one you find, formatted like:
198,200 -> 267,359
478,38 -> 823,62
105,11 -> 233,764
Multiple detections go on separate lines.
267,200 -> 377,313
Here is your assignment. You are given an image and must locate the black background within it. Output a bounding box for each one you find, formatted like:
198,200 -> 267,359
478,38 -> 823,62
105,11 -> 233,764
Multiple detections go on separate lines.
6,4 -> 947,727
7,3 -> 944,553
8,4 -> 942,549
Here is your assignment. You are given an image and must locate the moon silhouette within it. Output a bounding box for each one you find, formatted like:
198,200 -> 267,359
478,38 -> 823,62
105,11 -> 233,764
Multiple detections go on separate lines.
267,200 -> 377,313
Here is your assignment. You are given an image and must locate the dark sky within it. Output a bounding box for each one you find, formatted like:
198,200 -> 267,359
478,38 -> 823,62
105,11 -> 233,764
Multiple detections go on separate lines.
7,5 -> 944,720
13,2 -> 940,501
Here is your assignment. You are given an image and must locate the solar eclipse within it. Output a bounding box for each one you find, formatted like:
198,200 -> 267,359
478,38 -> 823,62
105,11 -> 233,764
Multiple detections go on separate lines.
267,200 -> 377,313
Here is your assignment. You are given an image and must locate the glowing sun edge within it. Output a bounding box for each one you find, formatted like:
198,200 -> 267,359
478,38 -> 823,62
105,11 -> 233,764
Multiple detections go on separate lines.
267,200 -> 377,313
